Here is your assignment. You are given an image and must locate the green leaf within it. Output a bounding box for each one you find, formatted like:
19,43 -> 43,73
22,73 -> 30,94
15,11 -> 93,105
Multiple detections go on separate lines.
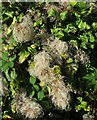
7,27 -> 12,35
42,100 -> 50,110
83,74 -> 94,81
60,11 -> 68,20
76,2 -> 86,10
10,69 -> 17,80
29,76 -> 36,85
27,45 -> 36,53
51,27 -> 64,39
10,35 -> 16,44
48,8 -> 56,17
5,12 -> 13,18
92,22 -> 97,30
7,17 -> 16,35
0,37 -> 6,42
80,101 -> 87,109
67,58 -> 73,63
34,19 -> 42,27
37,91 -> 44,100
77,97 -> 83,103
95,33 -> 97,38
8,61 -> 14,68
53,65 -> 61,74
76,105 -> 82,111
1,63 -> 9,72
74,13 -> 81,19
9,55 -> 16,61
78,21 -> 90,30
89,34 -> 95,43
33,85 -> 39,91
19,51 -> 30,63
31,91 -> 35,97
79,33 -> 89,49
0,60 -> 6,67
2,52 -> 8,61
78,21 -> 83,29
64,24 -> 77,34
70,0 -> 77,7
90,44 -> 94,49
81,42 -> 87,49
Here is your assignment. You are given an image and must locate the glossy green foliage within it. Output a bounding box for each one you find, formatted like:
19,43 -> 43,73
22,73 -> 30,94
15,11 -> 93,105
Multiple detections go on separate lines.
1,2 -> 97,119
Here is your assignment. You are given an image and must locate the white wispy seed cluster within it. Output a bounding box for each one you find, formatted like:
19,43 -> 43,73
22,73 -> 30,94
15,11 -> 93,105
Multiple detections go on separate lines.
12,92 -> 43,119
29,51 -> 71,110
13,14 -> 34,43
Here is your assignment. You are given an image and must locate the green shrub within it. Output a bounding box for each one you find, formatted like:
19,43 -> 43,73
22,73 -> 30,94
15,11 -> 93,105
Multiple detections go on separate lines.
1,2 -> 97,120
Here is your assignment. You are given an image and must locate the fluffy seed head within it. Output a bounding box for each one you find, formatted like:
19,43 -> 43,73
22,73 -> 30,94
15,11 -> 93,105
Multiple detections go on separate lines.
12,91 -> 43,119
49,38 -> 68,56
42,37 -> 69,65
49,78 -> 71,110
29,51 -> 71,110
29,51 -> 52,81
74,49 -> 89,64
13,14 -> 34,43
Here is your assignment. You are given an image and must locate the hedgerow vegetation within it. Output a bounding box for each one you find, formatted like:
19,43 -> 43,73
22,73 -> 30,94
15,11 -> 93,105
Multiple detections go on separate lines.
1,1 -> 97,120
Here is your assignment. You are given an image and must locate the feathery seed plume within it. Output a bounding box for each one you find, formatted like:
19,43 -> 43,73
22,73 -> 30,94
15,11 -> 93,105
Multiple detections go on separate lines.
12,91 -> 43,119
13,14 -> 34,43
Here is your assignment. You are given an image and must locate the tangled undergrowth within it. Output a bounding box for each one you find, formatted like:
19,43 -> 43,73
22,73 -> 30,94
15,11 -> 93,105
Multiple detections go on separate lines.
1,1 -> 97,120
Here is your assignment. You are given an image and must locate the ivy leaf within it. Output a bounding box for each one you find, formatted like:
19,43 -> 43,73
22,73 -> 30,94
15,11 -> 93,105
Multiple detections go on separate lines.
37,91 -> 44,100
0,60 -> 6,67
70,0 -> 77,7
80,101 -> 87,110
60,11 -> 68,20
2,52 -> 8,61
76,98 -> 87,111
89,34 -> 95,43
29,76 -> 36,85
1,63 -> 9,72
78,21 -> 90,30
19,51 -> 30,63
51,27 -> 64,39
8,61 -> 14,68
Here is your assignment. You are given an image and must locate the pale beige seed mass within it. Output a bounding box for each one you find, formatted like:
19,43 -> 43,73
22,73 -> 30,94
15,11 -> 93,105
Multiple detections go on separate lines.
13,14 -> 34,43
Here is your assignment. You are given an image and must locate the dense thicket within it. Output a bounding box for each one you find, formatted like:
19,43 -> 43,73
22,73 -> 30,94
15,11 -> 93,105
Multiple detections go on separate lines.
1,2 -> 97,120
